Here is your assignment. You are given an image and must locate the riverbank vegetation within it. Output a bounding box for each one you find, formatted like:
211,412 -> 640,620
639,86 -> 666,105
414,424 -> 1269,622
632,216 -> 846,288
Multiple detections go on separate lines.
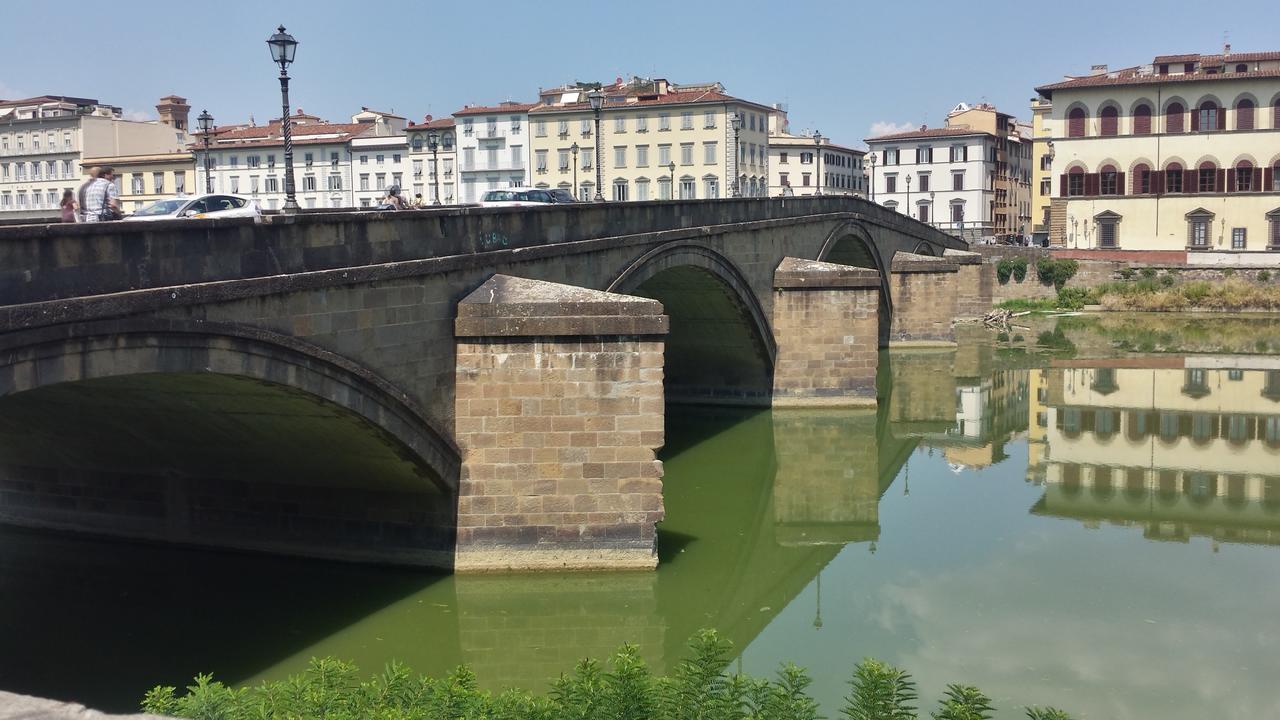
997,273 -> 1280,314
141,630 -> 1073,720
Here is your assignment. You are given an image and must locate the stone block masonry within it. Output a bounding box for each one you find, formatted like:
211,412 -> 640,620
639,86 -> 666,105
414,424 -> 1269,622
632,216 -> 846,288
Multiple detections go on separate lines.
771,257 -> 880,407
454,275 -> 668,572
888,252 -> 959,346
943,249 -> 987,319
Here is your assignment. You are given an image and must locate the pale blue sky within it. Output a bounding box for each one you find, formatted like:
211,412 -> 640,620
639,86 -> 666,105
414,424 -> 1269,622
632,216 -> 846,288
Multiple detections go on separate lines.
4,0 -> 1277,147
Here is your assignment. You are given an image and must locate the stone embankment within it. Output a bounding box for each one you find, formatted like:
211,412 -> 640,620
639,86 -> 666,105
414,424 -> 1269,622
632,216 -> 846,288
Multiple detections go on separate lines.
0,691 -> 167,719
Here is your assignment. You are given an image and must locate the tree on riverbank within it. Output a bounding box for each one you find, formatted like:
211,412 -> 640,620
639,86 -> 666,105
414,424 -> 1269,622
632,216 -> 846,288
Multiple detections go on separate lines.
141,630 -> 1073,720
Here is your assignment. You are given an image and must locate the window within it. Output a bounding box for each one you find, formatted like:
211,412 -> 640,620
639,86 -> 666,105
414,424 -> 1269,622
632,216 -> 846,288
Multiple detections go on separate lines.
1166,163 -> 1183,193
680,143 -> 694,165
636,115 -> 648,132
679,178 -> 696,199
1096,211 -> 1120,248
915,146 -> 932,164
918,173 -> 930,192
376,154 -> 385,166
658,144 -> 672,167
917,204 -> 929,222
613,146 -> 626,168
1187,209 -> 1213,247
1198,162 -> 1217,193
1100,165 -> 1118,195
1232,227 -> 1247,249
1133,104 -> 1152,134
248,155 -> 261,168
635,178 -> 650,201
266,177 -> 278,193
1269,209 -> 1280,249
1235,99 -> 1255,130
950,202 -> 964,223
614,116 -> 626,133
704,110 -> 716,128
1100,106 -> 1118,136
580,118 -> 592,136
510,116 -> 522,134
802,172 -> 811,187
534,119 -> 546,137
884,148 -> 899,165
463,119 -> 474,137
1166,102 -> 1185,132
703,141 -> 717,164
1235,162 -> 1254,192
1134,163 -> 1151,193
613,179 -> 629,202
704,176 -> 719,198
659,113 -> 671,131
1067,168 -> 1084,196
558,119 -> 569,137
557,150 -> 569,171
885,175 -> 897,193
328,174 -> 342,191
658,177 -> 672,200
581,148 -> 593,169
1067,107 -> 1086,137
535,150 -> 547,173
153,172 -> 165,194
360,174 -> 370,191
131,174 -> 145,194
1196,101 -> 1220,131
412,135 -> 424,151
250,176 -> 260,195
636,145 -> 649,167
779,172 -> 789,186
174,171 -> 185,194
952,172 -> 964,191
303,175 -> 316,192
680,111 -> 694,130
413,159 -> 424,178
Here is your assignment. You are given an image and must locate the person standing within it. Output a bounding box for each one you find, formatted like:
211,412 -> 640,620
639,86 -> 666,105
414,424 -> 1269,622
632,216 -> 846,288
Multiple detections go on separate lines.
81,166 -> 121,222
76,167 -> 100,222
59,189 -> 78,223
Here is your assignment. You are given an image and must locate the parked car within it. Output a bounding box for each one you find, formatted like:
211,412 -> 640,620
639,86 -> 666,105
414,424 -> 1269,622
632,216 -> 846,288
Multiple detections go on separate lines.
548,188 -> 578,204
479,187 -> 556,208
126,193 -> 261,221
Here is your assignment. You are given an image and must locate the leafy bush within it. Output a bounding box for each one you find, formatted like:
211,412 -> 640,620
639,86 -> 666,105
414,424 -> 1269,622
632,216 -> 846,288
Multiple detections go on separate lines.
1035,258 -> 1079,289
142,632 -> 1075,720
1222,268 -> 1236,278
1117,268 -> 1136,281
1158,273 -> 1176,288
1258,270 -> 1272,282
1056,287 -> 1093,310
1181,281 -> 1212,303
996,259 -> 1014,284
1010,257 -> 1028,282
1139,267 -> 1158,280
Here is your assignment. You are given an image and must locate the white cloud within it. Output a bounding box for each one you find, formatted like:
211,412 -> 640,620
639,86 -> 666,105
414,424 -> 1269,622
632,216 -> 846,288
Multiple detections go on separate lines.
867,120 -> 916,138
123,108 -> 153,122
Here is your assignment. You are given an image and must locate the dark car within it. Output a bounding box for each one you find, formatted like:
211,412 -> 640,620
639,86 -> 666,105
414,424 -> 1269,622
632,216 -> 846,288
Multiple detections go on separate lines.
548,188 -> 578,204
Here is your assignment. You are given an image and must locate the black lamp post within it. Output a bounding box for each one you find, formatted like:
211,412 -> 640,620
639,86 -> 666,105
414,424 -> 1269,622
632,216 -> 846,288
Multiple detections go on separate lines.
905,173 -> 912,214
813,130 -> 823,196
267,25 -> 300,213
668,161 -> 676,199
197,109 -> 214,194
427,129 -> 441,205
571,142 -> 580,198
731,111 -> 743,197
867,151 -> 877,202
587,89 -> 604,201
929,190 -> 936,226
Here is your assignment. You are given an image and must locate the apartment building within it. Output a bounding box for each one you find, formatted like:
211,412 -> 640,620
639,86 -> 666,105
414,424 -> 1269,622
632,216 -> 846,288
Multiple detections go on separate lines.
528,77 -> 771,201
767,106 -> 865,197
349,108 -> 410,208
405,116 -> 457,204
453,102 -> 533,203
1030,96 -> 1054,242
0,94 -> 187,219
81,152 -> 195,212
201,109 -> 375,209
866,103 -> 1031,241
1036,48 -> 1280,252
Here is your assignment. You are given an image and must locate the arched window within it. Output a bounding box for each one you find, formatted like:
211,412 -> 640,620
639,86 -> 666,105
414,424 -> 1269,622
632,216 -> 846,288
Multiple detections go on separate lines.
1236,99 -> 1256,130
1100,164 -> 1119,195
1133,163 -> 1152,193
1125,468 -> 1146,499
1233,160 -> 1256,192
1166,162 -> 1184,193
411,135 -> 424,151
1133,104 -> 1152,134
1100,106 -> 1119,136
1198,161 -> 1219,193
1195,101 -> 1222,131
1066,166 -> 1085,196
1166,102 -> 1185,133
1068,107 -> 1087,137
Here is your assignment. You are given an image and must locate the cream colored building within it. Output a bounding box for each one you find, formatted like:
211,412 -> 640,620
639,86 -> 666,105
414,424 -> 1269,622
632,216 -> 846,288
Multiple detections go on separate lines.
81,152 -> 196,212
767,106 -> 865,197
528,77 -> 770,201
1035,48 -> 1280,252
0,94 -> 188,219
1029,96 -> 1054,242
406,117 -> 457,204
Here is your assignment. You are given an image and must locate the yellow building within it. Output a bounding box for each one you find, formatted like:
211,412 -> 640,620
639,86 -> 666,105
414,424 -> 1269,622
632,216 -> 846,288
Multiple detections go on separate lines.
81,152 -> 196,212
1029,97 -> 1054,243
528,78 -> 771,201
1035,48 -> 1280,253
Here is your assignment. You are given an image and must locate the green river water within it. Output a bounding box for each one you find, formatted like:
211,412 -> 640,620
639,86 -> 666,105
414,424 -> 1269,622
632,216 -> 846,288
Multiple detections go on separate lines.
3,314 -> 1280,718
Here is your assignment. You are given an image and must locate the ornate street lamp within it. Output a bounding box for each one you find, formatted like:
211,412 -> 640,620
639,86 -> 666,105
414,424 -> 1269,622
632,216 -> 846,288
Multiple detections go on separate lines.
267,25 -> 300,213
668,161 -> 676,199
731,111 -> 744,197
905,173 -> 913,214
813,130 -> 823,196
427,129 -> 442,205
867,151 -> 877,202
929,190 -> 936,226
571,142 -> 580,199
587,89 -> 604,201
197,109 -> 214,194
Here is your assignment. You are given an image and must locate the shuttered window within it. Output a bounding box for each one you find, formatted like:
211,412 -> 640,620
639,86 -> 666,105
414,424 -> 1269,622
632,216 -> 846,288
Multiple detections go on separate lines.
1067,108 -> 1086,137
1274,101 -> 1280,130
1100,106 -> 1119,136
1133,105 -> 1152,134
1236,99 -> 1255,130
1166,164 -> 1183,193
1100,165 -> 1119,195
1233,163 -> 1254,192
1134,164 -> 1152,193
1166,103 -> 1185,133
1198,163 -> 1217,193
1066,169 -> 1085,196
1099,220 -> 1118,248
1269,213 -> 1280,249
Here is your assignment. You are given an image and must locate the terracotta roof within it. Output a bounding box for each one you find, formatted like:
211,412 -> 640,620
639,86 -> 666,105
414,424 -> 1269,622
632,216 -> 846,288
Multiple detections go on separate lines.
865,126 -> 987,142
1227,51 -> 1280,62
1153,53 -> 1200,63
453,102 -> 536,116
1036,67 -> 1280,95
209,121 -> 370,148
408,117 -> 456,130
530,88 -> 771,114
0,94 -> 99,107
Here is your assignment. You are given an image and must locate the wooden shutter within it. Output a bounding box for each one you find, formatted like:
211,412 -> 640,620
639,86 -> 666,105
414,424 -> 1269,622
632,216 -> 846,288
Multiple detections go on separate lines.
1218,169 -> 1226,193
1190,109 -> 1200,131
1237,102 -> 1255,130
1153,170 -> 1165,195
1101,107 -> 1118,135
1185,169 -> 1197,193
1116,172 -> 1126,195
1134,106 -> 1151,134
1275,102 -> 1280,130
1254,167 -> 1263,192
1265,166 -> 1274,191
1227,170 -> 1236,193
1059,173 -> 1067,196
1085,173 -> 1099,196
1217,108 -> 1226,130
1167,106 -> 1184,133
1068,109 -> 1085,137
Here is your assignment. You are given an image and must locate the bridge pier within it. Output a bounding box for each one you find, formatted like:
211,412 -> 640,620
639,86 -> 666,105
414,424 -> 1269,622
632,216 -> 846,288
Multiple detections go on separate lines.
943,249 -> 987,319
453,275 -> 668,572
770,258 -> 880,408
888,252 -> 960,346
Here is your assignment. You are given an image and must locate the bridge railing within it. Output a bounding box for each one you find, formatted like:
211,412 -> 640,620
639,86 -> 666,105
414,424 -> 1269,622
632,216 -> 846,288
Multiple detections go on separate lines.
0,196 -> 963,310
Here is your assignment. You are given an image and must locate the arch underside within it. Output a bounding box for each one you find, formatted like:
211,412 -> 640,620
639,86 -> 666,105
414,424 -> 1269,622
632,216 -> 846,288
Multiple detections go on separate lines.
0,325 -> 460,568
818,224 -> 894,348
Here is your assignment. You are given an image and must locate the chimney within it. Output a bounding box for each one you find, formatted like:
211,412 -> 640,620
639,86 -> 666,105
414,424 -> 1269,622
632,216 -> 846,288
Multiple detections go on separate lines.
424,114 -> 433,123
155,95 -> 190,131
1224,42 -> 1231,55
1090,64 -> 1109,76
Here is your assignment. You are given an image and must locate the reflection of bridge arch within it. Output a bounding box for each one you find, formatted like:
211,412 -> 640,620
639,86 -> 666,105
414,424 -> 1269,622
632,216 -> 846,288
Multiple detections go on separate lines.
817,222 -> 894,347
609,242 -> 775,405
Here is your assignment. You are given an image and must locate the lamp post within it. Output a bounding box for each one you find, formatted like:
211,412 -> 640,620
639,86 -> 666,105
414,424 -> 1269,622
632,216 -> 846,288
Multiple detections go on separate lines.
571,142 -> 579,198
731,111 -> 743,197
929,190 -> 936,226
197,109 -> 214,194
813,130 -> 823,196
905,173 -> 912,214
867,151 -> 876,202
668,161 -> 676,199
588,89 -> 604,201
267,25 -> 300,213
427,130 -> 442,205
1070,215 -> 1078,249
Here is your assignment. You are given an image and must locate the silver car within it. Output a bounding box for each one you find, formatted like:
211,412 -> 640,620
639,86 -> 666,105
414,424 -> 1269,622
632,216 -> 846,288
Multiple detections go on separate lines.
126,193 -> 261,221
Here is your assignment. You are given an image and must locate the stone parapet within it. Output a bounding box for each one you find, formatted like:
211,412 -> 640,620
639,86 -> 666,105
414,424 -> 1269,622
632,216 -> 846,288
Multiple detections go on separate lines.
888,252 -> 959,346
453,275 -> 667,572
771,258 -> 880,408
944,249 -> 989,319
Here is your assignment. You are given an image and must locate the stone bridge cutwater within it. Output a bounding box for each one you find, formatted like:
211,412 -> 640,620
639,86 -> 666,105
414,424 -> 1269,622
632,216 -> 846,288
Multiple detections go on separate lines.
0,196 -> 988,572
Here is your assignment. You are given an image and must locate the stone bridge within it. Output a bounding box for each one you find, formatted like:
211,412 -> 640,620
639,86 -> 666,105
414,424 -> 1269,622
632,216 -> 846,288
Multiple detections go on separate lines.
0,196 -> 976,572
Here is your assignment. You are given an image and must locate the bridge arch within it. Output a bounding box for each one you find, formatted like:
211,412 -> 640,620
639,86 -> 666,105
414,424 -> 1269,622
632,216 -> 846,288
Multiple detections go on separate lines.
816,221 -> 895,347
608,242 -> 774,405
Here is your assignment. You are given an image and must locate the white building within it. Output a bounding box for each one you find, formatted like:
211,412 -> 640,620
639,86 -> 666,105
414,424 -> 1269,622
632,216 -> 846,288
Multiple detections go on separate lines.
348,108 -> 410,208
453,101 -> 534,203
768,106 -> 865,197
0,94 -> 187,220
405,116 -> 457,204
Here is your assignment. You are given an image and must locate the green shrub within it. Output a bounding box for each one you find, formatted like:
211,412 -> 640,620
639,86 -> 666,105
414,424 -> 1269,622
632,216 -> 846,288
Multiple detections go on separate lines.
142,631 -> 1076,720
996,259 -> 1014,284
1010,257 -> 1029,282
1222,268 -> 1236,278
1258,270 -> 1272,282
1117,268 -> 1136,280
1182,281 -> 1212,303
1035,258 -> 1079,289
1056,287 -> 1092,310
1139,267 -> 1158,280
1158,273 -> 1176,288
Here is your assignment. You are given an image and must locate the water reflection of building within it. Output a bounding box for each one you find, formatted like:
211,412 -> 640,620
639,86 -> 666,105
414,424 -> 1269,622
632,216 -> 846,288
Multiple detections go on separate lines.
1032,361 -> 1280,546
